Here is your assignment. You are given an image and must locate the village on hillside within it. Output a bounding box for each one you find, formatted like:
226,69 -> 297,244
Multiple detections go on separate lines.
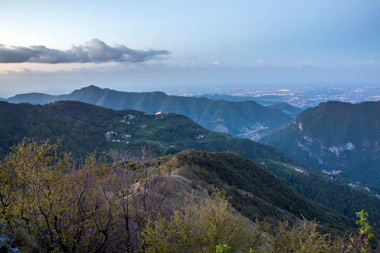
104,112 -> 207,148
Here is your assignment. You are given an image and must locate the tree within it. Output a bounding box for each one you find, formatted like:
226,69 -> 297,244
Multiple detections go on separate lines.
354,210 -> 376,253
0,139 -> 74,251
0,140 -> 136,251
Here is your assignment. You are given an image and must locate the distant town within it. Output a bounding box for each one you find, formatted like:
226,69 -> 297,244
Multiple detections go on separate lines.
173,84 -> 380,109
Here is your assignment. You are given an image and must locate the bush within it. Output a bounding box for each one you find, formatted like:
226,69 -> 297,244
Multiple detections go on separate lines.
266,219 -> 348,252
141,189 -> 264,253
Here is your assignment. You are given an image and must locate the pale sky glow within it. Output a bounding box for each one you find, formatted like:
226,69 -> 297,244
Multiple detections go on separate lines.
1,0 -> 380,96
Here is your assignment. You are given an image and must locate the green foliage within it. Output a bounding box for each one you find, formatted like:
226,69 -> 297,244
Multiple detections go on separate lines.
356,210 -> 374,252
141,189 -> 265,253
142,188 -> 354,253
264,219 -> 348,252
215,244 -> 231,253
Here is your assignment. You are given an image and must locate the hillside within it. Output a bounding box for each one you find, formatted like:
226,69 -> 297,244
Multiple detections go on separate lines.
262,161 -> 380,224
262,101 -> 380,186
7,85 -> 292,140
157,150 -> 355,231
1,100 -> 379,227
0,100 -> 291,163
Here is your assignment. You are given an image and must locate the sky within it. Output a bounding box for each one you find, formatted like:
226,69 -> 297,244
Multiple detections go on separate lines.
1,0 -> 380,97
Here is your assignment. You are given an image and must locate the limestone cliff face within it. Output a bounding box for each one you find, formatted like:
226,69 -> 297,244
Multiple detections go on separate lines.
262,101 -> 380,186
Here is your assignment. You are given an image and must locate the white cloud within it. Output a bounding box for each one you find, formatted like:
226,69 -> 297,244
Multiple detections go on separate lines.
0,39 -> 169,64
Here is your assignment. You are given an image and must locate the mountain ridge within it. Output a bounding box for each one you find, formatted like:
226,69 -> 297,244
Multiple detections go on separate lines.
7,85 -> 292,140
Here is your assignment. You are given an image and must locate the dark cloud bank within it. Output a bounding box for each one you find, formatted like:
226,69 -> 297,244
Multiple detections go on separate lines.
0,39 -> 169,64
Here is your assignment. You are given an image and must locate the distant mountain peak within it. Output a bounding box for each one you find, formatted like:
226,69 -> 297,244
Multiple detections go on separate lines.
70,85 -> 107,96
78,85 -> 103,91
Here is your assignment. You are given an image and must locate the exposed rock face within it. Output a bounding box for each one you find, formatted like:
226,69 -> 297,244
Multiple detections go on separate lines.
213,123 -> 229,133
262,101 -> 380,186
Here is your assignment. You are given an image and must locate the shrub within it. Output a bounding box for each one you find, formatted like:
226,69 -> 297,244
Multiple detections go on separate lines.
141,189 -> 264,253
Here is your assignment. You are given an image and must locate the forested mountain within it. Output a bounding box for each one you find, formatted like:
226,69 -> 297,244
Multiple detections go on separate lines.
262,101 -> 380,186
7,85 -> 292,140
0,100 -> 291,162
1,100 -> 379,228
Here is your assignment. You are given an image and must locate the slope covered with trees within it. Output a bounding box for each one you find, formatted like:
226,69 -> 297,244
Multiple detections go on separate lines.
263,161 -> 380,224
167,150 -> 354,231
0,100 -> 292,163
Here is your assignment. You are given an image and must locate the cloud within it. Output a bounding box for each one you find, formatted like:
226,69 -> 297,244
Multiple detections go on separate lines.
0,39 -> 170,64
